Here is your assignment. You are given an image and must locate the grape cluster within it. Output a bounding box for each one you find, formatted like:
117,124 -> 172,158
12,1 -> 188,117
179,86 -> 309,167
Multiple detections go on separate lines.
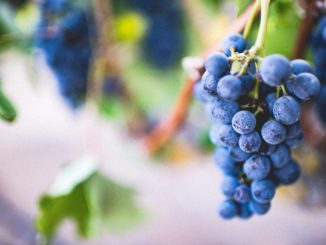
311,16 -> 326,125
36,0 -> 93,108
194,34 -> 321,219
130,0 -> 185,68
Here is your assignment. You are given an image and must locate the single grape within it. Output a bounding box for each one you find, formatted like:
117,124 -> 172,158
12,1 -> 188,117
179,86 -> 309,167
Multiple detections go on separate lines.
221,176 -> 239,197
201,71 -> 220,96
291,59 -> 313,75
285,122 -> 303,148
234,184 -> 251,203
217,75 -> 242,101
265,93 -> 276,115
239,131 -> 262,153
209,100 -> 239,124
193,81 -> 215,103
205,53 -> 230,76
243,154 -> 271,180
249,200 -> 271,215
214,124 -> 239,148
273,159 -> 301,185
261,120 -> 286,145
232,110 -> 256,135
285,79 -> 295,95
270,144 -> 291,169
230,146 -> 250,162
239,203 -> 253,219
251,179 -> 276,204
290,73 -> 321,100
218,200 -> 238,219
222,34 -> 246,56
260,54 -> 291,87
273,96 -> 301,125
213,147 -> 238,174
240,75 -> 254,95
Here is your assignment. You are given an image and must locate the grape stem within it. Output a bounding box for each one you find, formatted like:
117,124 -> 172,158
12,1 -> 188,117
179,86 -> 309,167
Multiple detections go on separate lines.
250,0 -> 271,55
243,0 -> 261,40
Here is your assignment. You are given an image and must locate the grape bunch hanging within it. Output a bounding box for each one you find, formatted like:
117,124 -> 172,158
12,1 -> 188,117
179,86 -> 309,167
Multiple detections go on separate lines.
195,32 -> 321,219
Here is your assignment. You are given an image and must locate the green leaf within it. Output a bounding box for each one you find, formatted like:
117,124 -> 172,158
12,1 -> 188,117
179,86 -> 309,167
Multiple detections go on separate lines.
0,88 -> 17,122
237,0 -> 253,16
36,158 -> 146,244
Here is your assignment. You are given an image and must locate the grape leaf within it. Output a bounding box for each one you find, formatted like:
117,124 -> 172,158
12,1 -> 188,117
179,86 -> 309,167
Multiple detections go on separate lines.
236,0 -> 253,16
0,88 -> 17,122
36,158 -> 145,243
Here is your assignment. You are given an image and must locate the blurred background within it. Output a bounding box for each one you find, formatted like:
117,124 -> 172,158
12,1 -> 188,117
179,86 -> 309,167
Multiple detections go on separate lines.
1,0 -> 326,244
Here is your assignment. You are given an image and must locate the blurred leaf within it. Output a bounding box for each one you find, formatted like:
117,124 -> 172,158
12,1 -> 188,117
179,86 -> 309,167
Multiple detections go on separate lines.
36,158 -> 145,243
0,88 -> 17,122
236,0 -> 253,16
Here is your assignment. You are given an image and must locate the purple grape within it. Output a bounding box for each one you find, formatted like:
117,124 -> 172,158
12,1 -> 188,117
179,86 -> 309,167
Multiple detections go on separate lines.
273,96 -> 301,125
260,54 -> 291,87
217,75 -> 242,101
244,155 -> 271,180
261,120 -> 286,145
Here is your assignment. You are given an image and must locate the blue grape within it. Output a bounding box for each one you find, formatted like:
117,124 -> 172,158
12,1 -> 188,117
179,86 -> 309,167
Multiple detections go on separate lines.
205,53 -> 230,76
273,159 -> 301,185
285,122 -> 303,148
193,81 -> 214,103
260,54 -> 291,87
201,71 -> 220,96
239,203 -> 253,219
265,93 -> 276,114
217,75 -> 242,101
291,59 -> 313,75
244,155 -> 271,180
239,131 -> 262,153
251,179 -> 276,204
230,146 -> 250,162
261,120 -> 286,145
234,184 -> 251,203
218,200 -> 238,219
315,85 -> 326,125
209,99 -> 239,124
285,79 -> 295,95
273,96 -> 301,125
222,34 -> 246,56
258,142 -> 276,156
213,147 -> 237,174
290,73 -> 321,100
270,144 -> 291,169
221,176 -> 239,197
232,110 -> 256,135
214,124 -> 239,148
249,200 -> 271,215
240,74 -> 254,95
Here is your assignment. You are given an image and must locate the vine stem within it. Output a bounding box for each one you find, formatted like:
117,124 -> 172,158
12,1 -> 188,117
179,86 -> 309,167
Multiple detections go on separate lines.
243,0 -> 261,40
251,0 -> 270,54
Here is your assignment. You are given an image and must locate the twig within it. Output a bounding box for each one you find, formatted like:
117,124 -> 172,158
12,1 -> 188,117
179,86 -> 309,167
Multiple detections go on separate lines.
292,0 -> 321,59
143,3 -> 257,155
